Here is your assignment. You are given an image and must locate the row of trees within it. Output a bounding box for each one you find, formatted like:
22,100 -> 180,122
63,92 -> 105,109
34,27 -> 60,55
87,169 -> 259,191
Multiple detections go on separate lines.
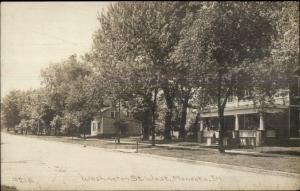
2,2 -> 299,152
1,56 -> 99,137
90,2 -> 298,151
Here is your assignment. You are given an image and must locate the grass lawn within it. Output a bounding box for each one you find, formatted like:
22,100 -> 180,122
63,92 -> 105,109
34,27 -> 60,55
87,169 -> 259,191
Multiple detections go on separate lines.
140,148 -> 300,174
7,133 -> 300,174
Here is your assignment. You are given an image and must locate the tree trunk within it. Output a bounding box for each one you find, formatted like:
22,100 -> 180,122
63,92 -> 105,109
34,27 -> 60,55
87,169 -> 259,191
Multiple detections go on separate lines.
83,121 -> 86,140
142,110 -> 151,141
217,85 -> 231,152
83,126 -> 86,140
162,81 -> 175,142
217,71 -> 225,153
218,107 -> 225,153
37,119 -> 40,136
179,101 -> 188,140
151,87 -> 158,146
164,103 -> 173,142
193,113 -> 200,139
72,126 -> 75,139
46,128 -> 50,136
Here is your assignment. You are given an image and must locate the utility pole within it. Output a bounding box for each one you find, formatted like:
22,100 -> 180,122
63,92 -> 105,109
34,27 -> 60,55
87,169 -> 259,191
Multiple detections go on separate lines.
37,116 -> 40,136
118,97 -> 121,144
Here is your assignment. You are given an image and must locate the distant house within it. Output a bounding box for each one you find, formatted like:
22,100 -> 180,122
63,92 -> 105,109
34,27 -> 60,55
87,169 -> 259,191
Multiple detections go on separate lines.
89,107 -> 142,137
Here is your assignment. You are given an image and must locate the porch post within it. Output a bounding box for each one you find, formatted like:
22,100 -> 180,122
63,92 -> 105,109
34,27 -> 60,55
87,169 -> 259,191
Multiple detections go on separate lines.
259,112 -> 265,130
200,119 -> 204,131
197,119 -> 204,143
257,112 -> 265,146
235,114 -> 239,131
233,114 -> 240,146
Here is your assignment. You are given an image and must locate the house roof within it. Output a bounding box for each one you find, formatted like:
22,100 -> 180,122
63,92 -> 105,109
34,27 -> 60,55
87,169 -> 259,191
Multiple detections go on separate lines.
100,107 -> 112,113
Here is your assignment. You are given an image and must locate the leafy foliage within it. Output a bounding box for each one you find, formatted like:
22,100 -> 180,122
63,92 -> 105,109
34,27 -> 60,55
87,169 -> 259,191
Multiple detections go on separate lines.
2,2 -> 298,148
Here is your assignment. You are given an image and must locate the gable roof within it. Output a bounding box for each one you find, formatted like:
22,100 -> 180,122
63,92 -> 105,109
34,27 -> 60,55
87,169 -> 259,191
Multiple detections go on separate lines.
100,107 -> 112,113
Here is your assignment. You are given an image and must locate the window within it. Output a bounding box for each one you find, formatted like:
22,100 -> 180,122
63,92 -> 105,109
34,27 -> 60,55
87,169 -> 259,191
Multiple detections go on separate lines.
227,90 -> 236,102
111,111 -> 119,119
115,112 -> 119,119
244,89 -> 251,99
203,118 -> 219,131
111,112 -> 115,119
126,111 -> 132,118
239,114 -> 259,130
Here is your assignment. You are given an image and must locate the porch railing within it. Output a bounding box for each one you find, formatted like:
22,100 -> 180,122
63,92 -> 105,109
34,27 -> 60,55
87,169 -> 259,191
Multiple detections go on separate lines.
203,130 -> 215,138
239,130 -> 256,138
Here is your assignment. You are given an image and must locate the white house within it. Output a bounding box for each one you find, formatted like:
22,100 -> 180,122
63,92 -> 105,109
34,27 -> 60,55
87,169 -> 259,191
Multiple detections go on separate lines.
89,107 -> 142,137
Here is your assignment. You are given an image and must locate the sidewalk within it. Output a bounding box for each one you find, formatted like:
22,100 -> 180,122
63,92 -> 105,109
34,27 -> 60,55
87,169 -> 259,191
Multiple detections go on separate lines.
107,138 -> 300,157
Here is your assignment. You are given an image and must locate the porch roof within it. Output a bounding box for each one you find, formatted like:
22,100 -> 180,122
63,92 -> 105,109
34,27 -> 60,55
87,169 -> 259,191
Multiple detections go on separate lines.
201,105 -> 288,118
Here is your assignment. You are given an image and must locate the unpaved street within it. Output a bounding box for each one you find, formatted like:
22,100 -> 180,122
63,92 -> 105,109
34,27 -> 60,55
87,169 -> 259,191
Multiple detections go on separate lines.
1,133 -> 300,190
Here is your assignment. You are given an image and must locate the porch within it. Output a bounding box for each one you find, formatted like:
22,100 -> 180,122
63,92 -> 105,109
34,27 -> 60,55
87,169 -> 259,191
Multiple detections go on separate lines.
197,107 -> 288,147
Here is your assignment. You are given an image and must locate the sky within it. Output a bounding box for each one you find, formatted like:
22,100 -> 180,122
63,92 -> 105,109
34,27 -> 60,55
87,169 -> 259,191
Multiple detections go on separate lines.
1,2 -> 112,98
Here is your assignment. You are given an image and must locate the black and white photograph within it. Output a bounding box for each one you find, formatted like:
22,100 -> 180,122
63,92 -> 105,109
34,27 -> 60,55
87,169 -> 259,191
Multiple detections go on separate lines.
1,1 -> 300,190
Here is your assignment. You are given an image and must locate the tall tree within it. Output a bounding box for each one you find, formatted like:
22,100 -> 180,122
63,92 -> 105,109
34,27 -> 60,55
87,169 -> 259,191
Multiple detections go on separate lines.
50,115 -> 63,136
41,54 -> 105,136
92,2 -> 203,142
177,2 -> 277,152
92,2 -> 165,144
2,90 -> 23,131
170,2 -> 205,140
271,2 -> 300,138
